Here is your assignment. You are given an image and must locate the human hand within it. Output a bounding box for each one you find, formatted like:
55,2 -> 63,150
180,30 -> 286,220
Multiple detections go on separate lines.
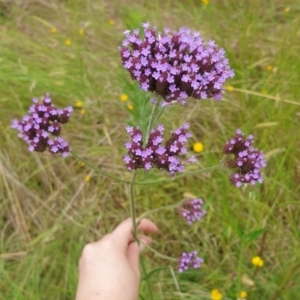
75,218 -> 158,300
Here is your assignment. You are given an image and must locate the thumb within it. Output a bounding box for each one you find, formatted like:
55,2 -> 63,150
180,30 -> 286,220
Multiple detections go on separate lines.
126,236 -> 151,273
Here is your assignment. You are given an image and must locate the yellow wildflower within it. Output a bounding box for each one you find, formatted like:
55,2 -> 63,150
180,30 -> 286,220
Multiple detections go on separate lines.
75,100 -> 83,108
120,93 -> 128,101
84,175 -> 91,182
65,39 -> 72,46
80,109 -> 86,115
225,85 -> 234,91
202,0 -> 209,4
251,256 -> 264,267
78,29 -> 84,35
284,7 -> 290,13
266,65 -> 273,71
211,289 -> 222,300
109,19 -> 115,25
260,89 -> 268,95
239,291 -> 247,299
79,162 -> 85,167
193,142 -> 204,153
127,104 -> 134,110
50,27 -> 57,33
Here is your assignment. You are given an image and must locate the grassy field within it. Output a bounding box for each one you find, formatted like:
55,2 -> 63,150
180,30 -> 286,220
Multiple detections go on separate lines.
1,0 -> 300,299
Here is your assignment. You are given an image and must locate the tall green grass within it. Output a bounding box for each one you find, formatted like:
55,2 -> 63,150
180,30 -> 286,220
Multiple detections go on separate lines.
1,0 -> 300,299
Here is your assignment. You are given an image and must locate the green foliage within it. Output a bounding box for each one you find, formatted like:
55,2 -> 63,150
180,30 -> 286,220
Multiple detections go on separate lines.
1,0 -> 300,299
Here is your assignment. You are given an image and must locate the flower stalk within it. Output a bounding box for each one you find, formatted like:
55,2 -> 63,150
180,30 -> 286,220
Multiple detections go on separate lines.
130,170 -> 138,241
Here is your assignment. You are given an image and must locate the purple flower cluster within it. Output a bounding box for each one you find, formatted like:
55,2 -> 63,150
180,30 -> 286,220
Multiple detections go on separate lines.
223,129 -> 267,187
119,22 -> 234,104
179,198 -> 206,225
124,123 -> 195,175
178,251 -> 203,272
11,94 -> 72,157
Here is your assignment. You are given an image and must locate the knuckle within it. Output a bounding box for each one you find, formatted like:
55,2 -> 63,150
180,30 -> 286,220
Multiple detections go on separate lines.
83,242 -> 94,252
81,243 -> 96,258
79,243 -> 98,268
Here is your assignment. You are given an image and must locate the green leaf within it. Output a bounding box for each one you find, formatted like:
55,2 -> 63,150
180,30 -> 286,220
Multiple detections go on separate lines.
236,224 -> 244,239
245,228 -> 266,244
141,266 -> 168,281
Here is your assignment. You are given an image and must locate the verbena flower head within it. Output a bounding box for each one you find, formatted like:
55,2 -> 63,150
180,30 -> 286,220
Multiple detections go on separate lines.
11,93 -> 72,157
124,123 -> 195,175
223,129 -> 267,187
119,23 -> 234,104
178,198 -> 206,225
178,251 -> 203,272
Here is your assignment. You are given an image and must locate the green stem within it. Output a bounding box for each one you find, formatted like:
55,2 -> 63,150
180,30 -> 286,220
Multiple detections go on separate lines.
136,164 -> 220,185
71,150 -> 130,183
144,244 -> 177,261
130,170 -> 138,241
132,97 -> 161,244
237,193 -> 254,293
167,164 -> 220,180
138,203 -> 180,220
140,256 -> 153,300
71,150 -> 220,185
152,105 -> 165,128
169,266 -> 184,299
145,98 -> 161,141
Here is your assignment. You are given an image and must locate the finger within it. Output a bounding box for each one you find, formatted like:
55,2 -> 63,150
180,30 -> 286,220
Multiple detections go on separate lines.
127,236 -> 152,274
111,218 -> 158,246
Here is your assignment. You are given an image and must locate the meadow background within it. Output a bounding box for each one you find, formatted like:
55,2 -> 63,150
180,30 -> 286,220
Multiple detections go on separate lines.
0,0 -> 300,299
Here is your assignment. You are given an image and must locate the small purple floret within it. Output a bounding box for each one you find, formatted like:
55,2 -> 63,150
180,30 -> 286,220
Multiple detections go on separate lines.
223,129 -> 267,187
123,123 -> 195,175
178,251 -> 203,272
119,23 -> 234,104
11,93 -> 72,157
179,198 -> 206,225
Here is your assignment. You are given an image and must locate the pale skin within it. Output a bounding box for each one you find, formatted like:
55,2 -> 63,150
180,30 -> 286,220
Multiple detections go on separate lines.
75,218 -> 158,300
